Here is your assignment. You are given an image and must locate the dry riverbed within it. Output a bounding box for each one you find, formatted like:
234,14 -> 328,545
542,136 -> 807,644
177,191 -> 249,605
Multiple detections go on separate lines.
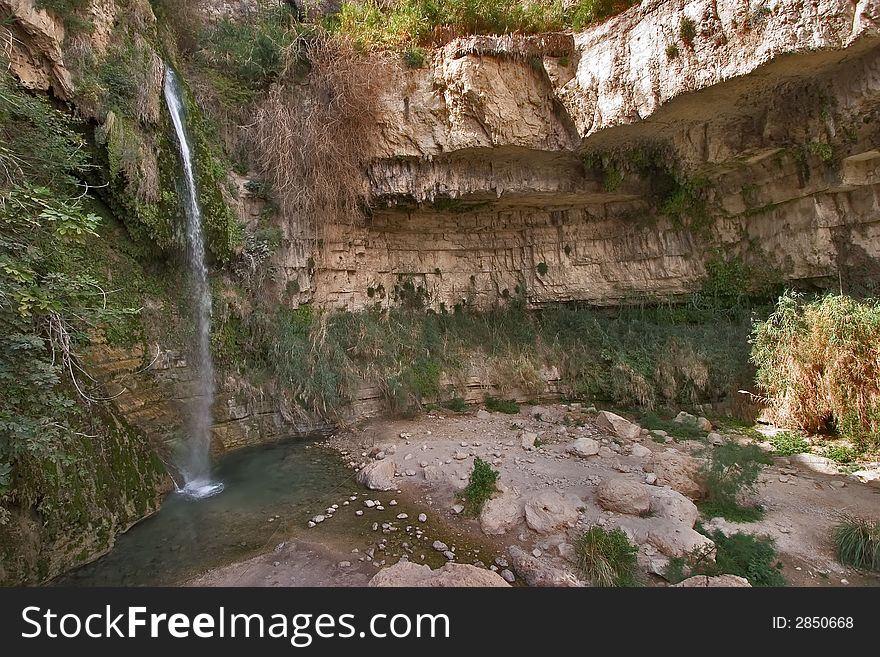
193,403 -> 880,587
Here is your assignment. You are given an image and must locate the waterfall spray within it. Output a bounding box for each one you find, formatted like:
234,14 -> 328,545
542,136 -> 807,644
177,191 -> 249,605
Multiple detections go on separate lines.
164,68 -> 224,499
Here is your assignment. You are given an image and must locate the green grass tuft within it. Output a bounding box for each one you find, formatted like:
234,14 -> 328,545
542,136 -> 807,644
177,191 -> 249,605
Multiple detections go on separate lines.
484,396 -> 521,414
574,527 -> 640,587
833,515 -> 880,572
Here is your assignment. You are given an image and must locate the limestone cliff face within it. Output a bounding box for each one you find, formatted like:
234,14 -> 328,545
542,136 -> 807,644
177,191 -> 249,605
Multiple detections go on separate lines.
278,0 -> 880,311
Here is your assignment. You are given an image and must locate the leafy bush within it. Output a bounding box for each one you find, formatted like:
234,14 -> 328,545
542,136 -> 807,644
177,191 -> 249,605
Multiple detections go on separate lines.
574,526 -> 640,587
751,292 -> 880,451
698,442 -> 771,522
833,515 -> 880,572
768,431 -> 810,456
461,457 -> 499,515
484,396 -> 521,414
666,529 -> 786,586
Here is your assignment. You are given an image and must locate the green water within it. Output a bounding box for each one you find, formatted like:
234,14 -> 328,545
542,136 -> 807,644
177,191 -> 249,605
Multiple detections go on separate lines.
58,438 -> 357,586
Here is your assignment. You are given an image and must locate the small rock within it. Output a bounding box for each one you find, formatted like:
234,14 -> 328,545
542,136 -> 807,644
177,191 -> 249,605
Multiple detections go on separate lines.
338,561 -> 352,568
432,540 -> 449,552
452,504 -> 464,514
631,444 -> 651,459
500,569 -> 516,583
531,548 -> 542,558
389,499 -> 398,506
707,432 -> 724,446
418,513 -> 427,522
476,410 -> 491,420
364,500 -> 376,508
355,510 -> 364,516
396,513 -> 408,520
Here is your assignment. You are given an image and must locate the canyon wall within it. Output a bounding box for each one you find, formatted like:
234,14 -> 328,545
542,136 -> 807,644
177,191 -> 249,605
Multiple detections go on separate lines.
263,0 -> 880,311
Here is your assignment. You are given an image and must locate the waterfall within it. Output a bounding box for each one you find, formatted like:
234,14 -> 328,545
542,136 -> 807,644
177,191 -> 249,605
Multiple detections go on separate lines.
164,68 -> 224,500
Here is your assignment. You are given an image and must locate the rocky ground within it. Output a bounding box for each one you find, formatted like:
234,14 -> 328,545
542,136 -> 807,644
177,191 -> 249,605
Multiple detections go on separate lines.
189,402 -> 880,587
324,403 -> 880,587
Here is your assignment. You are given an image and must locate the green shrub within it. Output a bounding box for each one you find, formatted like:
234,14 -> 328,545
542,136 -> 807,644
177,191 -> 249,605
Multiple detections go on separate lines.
751,292 -> 880,450
666,529 -> 786,586
833,515 -> 880,572
665,43 -> 680,59
484,396 -> 521,414
402,47 -> 426,68
698,442 -> 771,522
441,397 -> 468,412
768,431 -> 810,456
461,457 -> 499,515
574,527 -> 640,587
679,17 -> 697,46
821,442 -> 858,464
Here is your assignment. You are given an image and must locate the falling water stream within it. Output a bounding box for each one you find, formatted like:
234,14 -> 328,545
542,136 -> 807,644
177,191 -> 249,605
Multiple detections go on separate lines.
164,68 -> 224,500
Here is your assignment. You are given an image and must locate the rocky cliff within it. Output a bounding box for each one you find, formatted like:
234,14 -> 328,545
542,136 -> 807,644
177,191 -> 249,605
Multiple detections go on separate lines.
266,0 -> 880,311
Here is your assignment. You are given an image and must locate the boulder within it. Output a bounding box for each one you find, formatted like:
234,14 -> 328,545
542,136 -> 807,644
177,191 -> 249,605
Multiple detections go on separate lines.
790,453 -> 839,475
521,431 -> 538,450
647,486 -> 699,526
524,490 -> 582,534
596,478 -> 651,515
369,561 -> 509,587
568,437 -> 600,457
356,459 -> 396,491
647,523 -> 715,559
697,417 -> 713,432
508,546 -> 583,587
645,449 -> 706,499
631,444 -> 651,459
673,575 -> 751,587
479,492 -> 525,535
596,411 -> 642,441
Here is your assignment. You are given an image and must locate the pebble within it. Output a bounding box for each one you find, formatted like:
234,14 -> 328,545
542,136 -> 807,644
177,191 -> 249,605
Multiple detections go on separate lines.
404,454 -> 413,461
364,500 -> 376,508
532,548 -> 542,558
418,513 -> 427,522
443,551 -> 455,560
397,513 -> 408,520
372,522 -> 379,531
452,504 -> 464,514
273,561 -> 280,567
405,469 -> 417,476
500,569 -> 516,583
389,499 -> 398,506
338,561 -> 351,568
355,510 -> 364,516
307,521 -> 315,528
312,515 -> 326,524
432,540 -> 449,551
495,557 -> 509,568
